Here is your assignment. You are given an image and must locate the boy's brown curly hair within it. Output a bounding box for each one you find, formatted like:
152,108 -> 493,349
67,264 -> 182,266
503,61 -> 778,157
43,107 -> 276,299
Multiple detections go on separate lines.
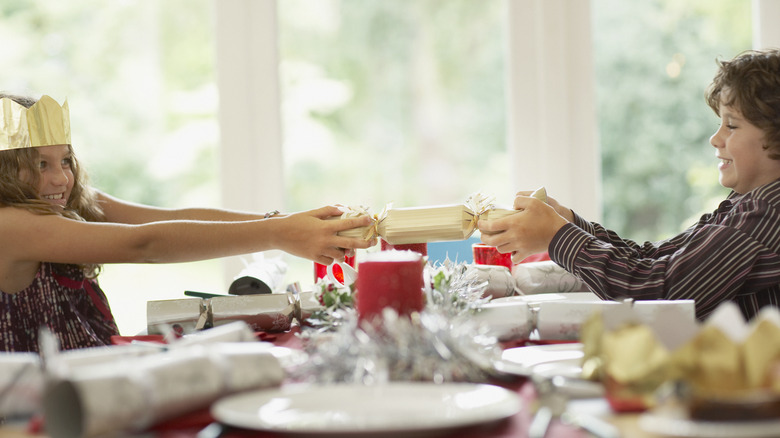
706,48 -> 780,159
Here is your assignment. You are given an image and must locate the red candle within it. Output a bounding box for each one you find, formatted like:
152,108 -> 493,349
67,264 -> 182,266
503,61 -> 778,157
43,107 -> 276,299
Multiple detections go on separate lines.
357,251 -> 425,322
380,239 -> 428,256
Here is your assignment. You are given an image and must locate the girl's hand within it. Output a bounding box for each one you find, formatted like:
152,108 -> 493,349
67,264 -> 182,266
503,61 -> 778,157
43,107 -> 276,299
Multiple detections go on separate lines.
478,195 -> 569,263
273,206 -> 375,265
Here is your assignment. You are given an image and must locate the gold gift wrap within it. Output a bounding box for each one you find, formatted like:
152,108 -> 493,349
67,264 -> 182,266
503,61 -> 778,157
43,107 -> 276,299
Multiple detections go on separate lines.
581,302 -> 780,415
336,189 -> 547,245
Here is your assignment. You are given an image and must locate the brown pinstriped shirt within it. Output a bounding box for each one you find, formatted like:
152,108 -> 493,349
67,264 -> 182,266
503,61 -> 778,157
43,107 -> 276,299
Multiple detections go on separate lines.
550,179 -> 780,320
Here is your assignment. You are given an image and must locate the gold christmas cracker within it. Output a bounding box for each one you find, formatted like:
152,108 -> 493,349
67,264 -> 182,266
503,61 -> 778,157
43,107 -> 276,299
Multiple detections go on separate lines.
337,188 -> 546,244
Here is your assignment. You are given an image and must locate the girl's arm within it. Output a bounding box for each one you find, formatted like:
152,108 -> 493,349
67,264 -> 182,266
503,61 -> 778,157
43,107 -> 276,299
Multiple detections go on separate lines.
95,190 -> 276,224
1,204 -> 373,267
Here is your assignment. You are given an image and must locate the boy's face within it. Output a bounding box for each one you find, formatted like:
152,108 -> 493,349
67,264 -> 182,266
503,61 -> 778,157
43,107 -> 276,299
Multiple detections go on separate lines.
710,103 -> 780,194
20,144 -> 75,208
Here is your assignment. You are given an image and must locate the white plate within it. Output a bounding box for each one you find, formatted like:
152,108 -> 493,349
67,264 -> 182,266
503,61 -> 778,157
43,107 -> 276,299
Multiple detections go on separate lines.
639,411 -> 780,437
497,343 -> 584,377
212,382 -> 522,435
531,359 -> 584,379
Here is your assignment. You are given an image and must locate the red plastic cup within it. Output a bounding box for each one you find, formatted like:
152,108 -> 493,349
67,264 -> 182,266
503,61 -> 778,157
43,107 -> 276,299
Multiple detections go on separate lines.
472,243 -> 513,269
380,239 -> 428,256
356,251 -> 424,322
314,255 -> 356,283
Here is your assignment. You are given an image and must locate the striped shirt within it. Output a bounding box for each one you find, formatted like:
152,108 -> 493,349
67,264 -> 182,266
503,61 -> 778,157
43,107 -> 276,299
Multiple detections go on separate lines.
0,263 -> 119,352
549,179 -> 780,320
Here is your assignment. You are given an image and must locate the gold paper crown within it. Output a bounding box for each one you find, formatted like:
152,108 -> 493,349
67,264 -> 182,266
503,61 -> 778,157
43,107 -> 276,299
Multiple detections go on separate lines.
0,95 -> 71,150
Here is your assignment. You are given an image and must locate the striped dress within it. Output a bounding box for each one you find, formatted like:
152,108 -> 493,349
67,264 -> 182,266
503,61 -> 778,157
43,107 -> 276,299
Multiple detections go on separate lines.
550,179 -> 780,320
0,263 -> 119,352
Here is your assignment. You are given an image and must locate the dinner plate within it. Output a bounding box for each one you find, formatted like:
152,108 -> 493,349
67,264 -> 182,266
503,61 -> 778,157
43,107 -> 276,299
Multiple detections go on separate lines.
639,411 -> 780,437
211,382 -> 522,435
496,343 -> 584,377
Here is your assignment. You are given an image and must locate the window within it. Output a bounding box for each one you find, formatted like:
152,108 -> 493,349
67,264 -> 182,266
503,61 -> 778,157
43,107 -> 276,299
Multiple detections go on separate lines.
592,0 -> 752,241
0,0 -> 221,334
277,0 -> 508,280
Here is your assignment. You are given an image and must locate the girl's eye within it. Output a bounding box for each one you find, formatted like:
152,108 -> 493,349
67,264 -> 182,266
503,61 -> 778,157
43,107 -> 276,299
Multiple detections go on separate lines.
62,158 -> 73,167
38,160 -> 47,170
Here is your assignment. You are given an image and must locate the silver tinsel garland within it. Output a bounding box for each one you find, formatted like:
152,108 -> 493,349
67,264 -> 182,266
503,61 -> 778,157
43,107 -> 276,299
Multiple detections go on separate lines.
292,260 -> 503,384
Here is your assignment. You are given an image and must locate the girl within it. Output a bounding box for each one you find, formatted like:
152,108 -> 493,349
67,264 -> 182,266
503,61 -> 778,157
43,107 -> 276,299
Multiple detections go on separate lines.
479,49 -> 780,320
0,93 -> 374,352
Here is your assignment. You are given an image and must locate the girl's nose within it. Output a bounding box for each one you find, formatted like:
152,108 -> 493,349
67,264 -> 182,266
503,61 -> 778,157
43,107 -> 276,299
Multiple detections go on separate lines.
51,167 -> 70,186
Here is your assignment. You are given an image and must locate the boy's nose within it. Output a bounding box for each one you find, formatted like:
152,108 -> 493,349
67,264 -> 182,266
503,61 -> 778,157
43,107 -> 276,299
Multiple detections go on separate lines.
709,131 -> 723,148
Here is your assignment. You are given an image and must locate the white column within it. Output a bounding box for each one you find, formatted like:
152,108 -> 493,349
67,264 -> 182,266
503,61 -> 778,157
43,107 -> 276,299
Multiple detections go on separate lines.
215,0 -> 284,277
754,0 -> 780,48
505,0 -> 601,220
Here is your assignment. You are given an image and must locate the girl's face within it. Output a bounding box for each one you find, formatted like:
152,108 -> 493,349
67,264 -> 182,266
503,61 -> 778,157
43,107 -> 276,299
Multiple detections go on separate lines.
710,104 -> 780,194
31,144 -> 74,208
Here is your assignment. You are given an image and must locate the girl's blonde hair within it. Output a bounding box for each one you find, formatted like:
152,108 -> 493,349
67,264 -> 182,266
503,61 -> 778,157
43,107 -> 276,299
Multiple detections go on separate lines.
0,94 -> 105,277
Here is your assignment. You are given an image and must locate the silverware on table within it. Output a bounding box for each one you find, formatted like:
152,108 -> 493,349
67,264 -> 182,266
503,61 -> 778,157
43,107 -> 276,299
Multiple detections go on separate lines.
529,375 -> 620,438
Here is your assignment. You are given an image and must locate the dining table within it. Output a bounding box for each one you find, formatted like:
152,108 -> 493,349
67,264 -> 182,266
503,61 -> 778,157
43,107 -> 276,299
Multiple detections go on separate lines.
0,323 -> 668,438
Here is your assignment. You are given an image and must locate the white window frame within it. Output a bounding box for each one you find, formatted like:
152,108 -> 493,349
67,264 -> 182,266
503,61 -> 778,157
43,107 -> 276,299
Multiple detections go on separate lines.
214,0 -> 774,244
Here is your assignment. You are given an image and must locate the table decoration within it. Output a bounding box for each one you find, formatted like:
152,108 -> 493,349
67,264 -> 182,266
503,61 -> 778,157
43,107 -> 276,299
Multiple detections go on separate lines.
466,263 -> 518,298
147,291 -> 309,334
294,260 -> 502,385
228,253 -> 287,295
146,298 -> 205,335
0,353 -> 43,418
210,294 -> 294,331
513,260 -> 587,295
41,322 -> 287,438
579,301 -> 780,421
473,242 -> 513,268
